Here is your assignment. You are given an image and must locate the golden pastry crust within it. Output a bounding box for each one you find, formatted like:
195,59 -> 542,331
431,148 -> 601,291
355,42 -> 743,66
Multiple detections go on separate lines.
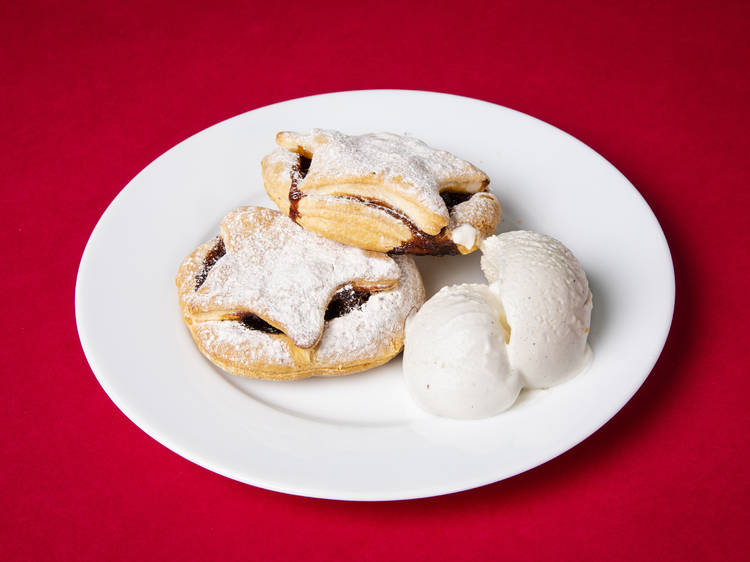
176,207 -> 425,380
261,130 -> 501,255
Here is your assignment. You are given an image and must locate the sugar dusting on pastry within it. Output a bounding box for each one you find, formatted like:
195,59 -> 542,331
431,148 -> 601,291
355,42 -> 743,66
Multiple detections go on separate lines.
262,131 -> 500,254
182,207 -> 400,349
276,129 -> 489,220
188,257 -> 424,376
194,321 -> 296,367
176,207 -> 425,380
448,192 -> 502,239
316,255 -> 424,362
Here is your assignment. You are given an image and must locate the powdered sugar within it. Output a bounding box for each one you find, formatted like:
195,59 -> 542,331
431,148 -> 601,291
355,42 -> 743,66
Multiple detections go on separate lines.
192,255 -> 424,369
316,255 -> 424,363
447,191 -> 501,239
278,130 -> 488,219
183,207 -> 400,348
193,320 -> 295,367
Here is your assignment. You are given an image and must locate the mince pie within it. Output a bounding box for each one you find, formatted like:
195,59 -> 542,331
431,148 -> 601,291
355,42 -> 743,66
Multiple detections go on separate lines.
176,206 -> 425,380
261,129 -> 501,255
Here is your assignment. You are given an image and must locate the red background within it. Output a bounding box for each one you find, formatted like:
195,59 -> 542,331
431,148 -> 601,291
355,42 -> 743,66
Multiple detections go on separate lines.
3,1 -> 749,560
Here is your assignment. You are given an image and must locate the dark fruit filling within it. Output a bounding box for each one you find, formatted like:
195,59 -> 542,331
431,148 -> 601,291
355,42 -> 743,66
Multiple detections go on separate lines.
324,286 -> 372,321
439,190 -> 471,208
289,154 -> 312,221
235,286 -> 372,335
195,238 -> 226,290
195,234 -> 373,336
238,313 -> 283,334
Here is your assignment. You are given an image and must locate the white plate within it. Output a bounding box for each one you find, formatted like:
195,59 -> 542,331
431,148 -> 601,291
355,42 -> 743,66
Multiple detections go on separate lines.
75,90 -> 674,501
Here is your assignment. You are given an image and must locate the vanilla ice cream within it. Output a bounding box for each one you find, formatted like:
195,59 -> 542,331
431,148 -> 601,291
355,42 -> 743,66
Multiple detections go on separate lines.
481,231 -> 592,389
403,230 -> 593,419
403,284 -> 522,419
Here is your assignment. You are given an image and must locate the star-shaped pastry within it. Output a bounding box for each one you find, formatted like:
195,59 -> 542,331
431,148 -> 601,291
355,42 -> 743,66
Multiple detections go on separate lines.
184,207 -> 400,348
274,129 -> 490,235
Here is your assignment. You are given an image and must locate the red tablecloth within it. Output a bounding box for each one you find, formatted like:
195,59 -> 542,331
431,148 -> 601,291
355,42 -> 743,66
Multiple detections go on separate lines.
4,1 -> 748,559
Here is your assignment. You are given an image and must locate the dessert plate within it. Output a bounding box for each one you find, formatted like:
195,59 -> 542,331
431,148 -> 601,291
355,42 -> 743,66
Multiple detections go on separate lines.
75,90 -> 674,500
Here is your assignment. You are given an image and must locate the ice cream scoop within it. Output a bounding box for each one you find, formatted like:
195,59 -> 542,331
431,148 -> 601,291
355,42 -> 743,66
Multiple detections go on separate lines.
403,284 -> 522,419
402,230 -> 592,419
481,231 -> 592,389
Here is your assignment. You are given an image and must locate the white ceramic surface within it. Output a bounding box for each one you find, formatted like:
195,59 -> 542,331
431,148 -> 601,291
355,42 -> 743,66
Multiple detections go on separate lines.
75,90 -> 675,500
